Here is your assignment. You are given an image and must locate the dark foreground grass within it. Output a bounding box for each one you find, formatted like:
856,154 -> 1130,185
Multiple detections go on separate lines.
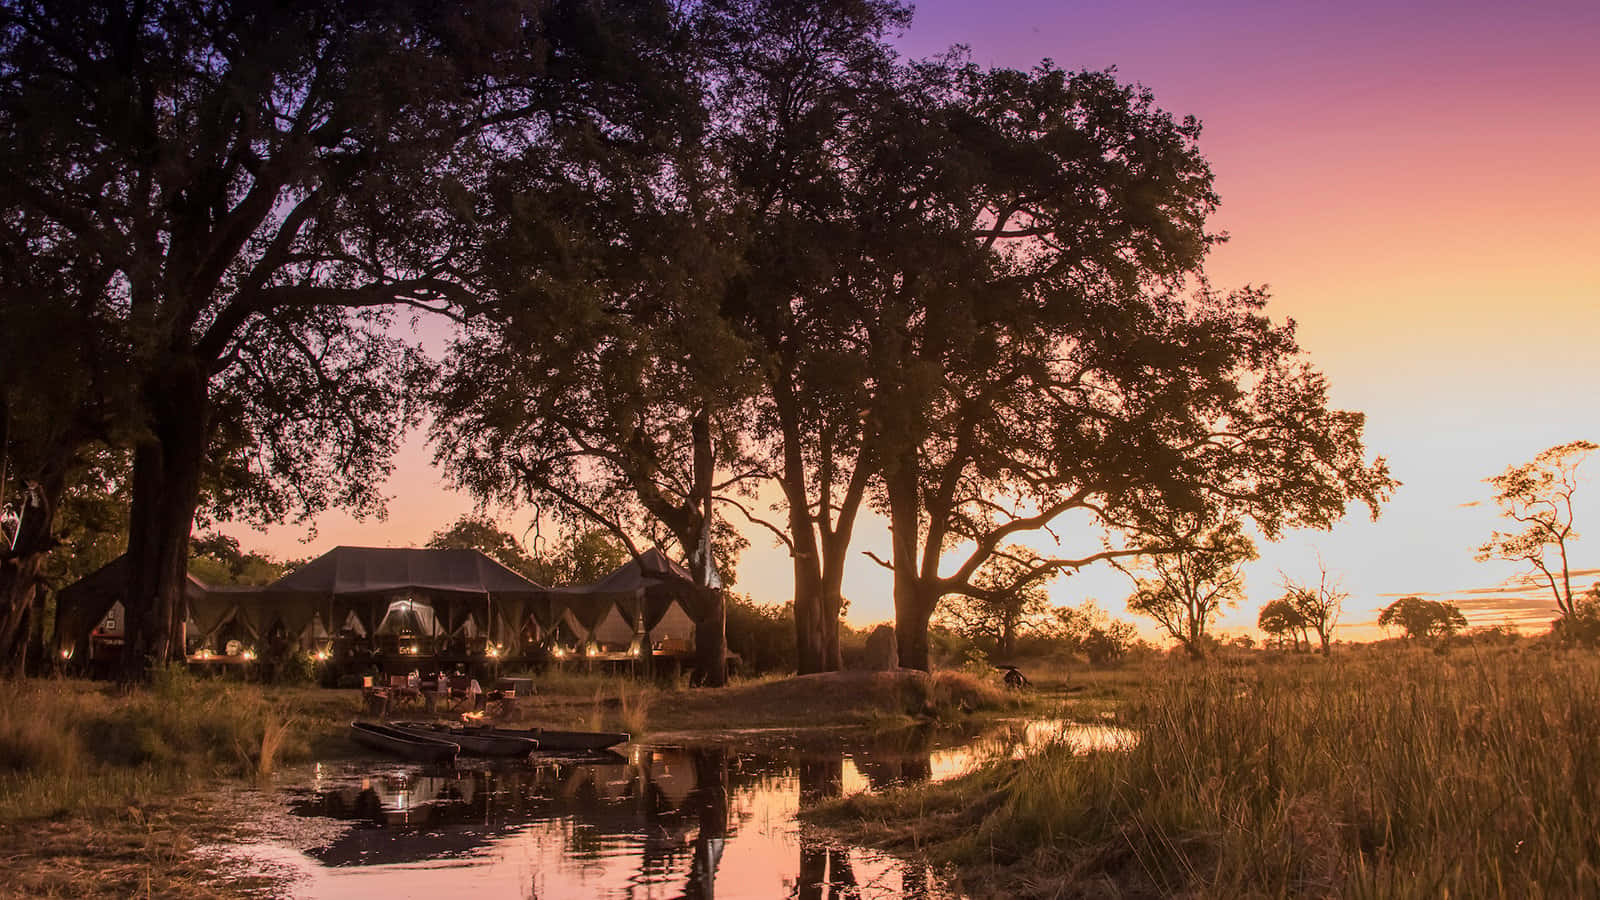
0,670 -> 360,821
0,670 -> 360,897
807,646 -> 1600,898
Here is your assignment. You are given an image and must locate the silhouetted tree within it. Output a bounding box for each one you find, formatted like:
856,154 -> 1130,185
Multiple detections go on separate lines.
1125,520 -> 1256,659
1378,596 -> 1468,641
187,533 -> 290,586
1280,562 -> 1347,654
427,514 -> 542,581
1477,440 -> 1597,623
0,0 -> 682,678
432,0 -> 912,681
1257,598 -> 1308,651
838,64 -> 1397,670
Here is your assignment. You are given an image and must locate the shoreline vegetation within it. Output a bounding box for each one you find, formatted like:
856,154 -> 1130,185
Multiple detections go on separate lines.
806,644 -> 1600,898
8,644 -> 1600,897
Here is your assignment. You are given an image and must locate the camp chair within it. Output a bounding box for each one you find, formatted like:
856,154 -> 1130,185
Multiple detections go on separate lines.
388,674 -> 421,708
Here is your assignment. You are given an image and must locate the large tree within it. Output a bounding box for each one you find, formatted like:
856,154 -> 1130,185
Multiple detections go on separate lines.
832,61 -> 1396,669
1476,440 -> 1597,622
433,0 -> 913,679
717,0 -> 910,674
0,0 -> 674,677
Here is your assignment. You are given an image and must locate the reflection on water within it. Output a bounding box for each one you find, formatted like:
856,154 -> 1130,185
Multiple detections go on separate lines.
231,720 -> 1131,899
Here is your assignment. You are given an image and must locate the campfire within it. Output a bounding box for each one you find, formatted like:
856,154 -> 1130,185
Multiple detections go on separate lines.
460,710 -> 486,724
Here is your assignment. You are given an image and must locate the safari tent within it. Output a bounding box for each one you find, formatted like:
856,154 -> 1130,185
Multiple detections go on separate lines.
55,544 -> 715,672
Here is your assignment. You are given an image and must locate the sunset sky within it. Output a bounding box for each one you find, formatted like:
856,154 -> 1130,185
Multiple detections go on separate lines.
226,0 -> 1600,641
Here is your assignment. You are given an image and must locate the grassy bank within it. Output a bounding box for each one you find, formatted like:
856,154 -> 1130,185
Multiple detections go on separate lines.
488,667 -> 1031,745
0,670 -> 362,897
808,646 -> 1600,898
0,670 -> 358,822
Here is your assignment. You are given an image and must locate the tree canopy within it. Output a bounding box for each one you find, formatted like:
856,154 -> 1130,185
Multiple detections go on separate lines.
1378,596 -> 1468,641
1257,598 -> 1308,650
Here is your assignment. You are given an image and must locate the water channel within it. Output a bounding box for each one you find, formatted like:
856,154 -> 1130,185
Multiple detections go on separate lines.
220,720 -> 1132,899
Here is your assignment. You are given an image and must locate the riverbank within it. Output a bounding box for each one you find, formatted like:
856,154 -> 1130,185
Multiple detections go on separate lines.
805,646 -> 1600,898
0,665 -> 1034,897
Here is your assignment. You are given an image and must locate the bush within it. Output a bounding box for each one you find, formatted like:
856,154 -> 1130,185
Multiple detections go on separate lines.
725,594 -> 796,673
1551,595 -> 1600,646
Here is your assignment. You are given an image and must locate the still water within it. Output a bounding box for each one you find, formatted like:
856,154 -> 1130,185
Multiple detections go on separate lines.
222,721 -> 1131,899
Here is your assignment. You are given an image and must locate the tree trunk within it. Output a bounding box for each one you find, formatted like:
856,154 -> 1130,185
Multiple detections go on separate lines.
121,359 -> 210,681
773,374 -> 832,675
895,583 -> 934,671
791,531 -> 851,674
23,585 -> 47,675
687,412 -> 726,687
790,527 -> 826,675
885,452 -> 931,671
1184,611 -> 1206,660
692,586 -> 727,687
819,565 -> 845,672
0,471 -> 63,677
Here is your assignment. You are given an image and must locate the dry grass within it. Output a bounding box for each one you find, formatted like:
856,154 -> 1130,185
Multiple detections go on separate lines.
0,794 -> 286,899
809,646 -> 1600,898
0,673 -> 355,897
0,672 -> 353,822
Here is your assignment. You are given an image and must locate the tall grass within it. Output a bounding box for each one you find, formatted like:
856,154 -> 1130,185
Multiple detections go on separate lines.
0,672 -> 319,820
581,680 -> 653,734
815,647 -> 1600,898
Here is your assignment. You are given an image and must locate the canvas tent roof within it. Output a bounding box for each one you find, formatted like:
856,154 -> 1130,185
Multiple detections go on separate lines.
542,547 -> 716,630
57,555 -> 212,608
55,555 -> 212,646
553,546 -> 693,597
265,546 -> 546,598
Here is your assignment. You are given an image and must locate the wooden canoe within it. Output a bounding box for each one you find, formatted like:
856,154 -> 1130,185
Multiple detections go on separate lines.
350,720 -> 460,763
387,721 -> 539,758
469,725 -> 629,752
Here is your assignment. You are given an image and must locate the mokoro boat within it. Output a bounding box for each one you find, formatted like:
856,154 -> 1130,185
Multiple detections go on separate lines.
468,725 -> 629,752
388,722 -> 540,758
350,720 -> 459,763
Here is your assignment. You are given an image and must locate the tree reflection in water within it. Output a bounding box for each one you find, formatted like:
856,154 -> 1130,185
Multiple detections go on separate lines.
273,735 -> 960,898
